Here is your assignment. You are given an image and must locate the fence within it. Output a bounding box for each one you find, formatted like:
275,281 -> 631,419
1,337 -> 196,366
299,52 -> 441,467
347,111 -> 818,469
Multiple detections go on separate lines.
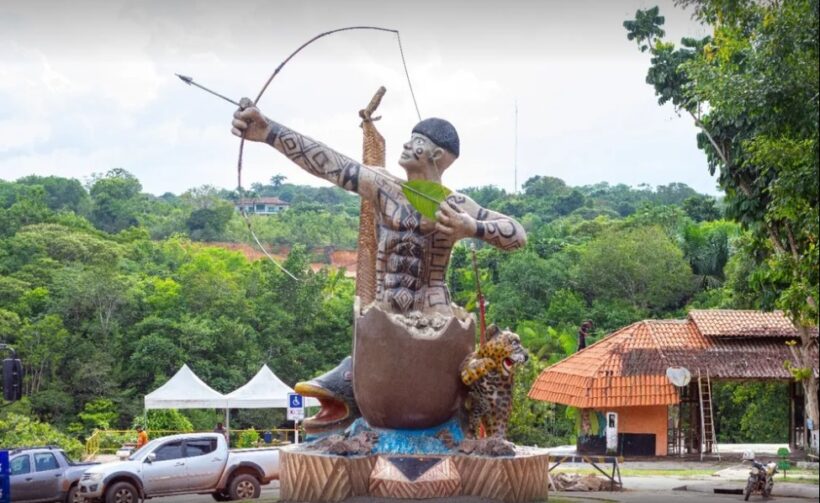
84,428 -> 299,459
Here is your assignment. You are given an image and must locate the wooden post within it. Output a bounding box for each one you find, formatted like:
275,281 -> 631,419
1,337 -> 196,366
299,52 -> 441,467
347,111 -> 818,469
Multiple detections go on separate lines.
356,87 -> 386,307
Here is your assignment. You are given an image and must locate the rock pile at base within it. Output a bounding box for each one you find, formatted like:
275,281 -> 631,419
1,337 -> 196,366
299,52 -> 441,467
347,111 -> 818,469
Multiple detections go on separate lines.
551,473 -> 608,491
457,437 -> 516,457
305,431 -> 379,456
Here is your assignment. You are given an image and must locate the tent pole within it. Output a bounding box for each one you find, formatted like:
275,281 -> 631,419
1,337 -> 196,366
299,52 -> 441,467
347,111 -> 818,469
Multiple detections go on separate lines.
225,408 -> 230,447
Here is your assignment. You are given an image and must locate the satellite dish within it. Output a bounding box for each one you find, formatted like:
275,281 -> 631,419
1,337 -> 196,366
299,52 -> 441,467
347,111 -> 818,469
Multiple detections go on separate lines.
666,367 -> 692,387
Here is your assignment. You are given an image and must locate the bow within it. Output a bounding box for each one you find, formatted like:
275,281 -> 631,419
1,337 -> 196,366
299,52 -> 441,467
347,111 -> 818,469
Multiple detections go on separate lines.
236,26 -> 421,192
179,27 -> 456,279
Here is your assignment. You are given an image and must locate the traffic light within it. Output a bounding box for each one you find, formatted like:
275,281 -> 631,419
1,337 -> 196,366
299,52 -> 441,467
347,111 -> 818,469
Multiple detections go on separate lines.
2,358 -> 22,401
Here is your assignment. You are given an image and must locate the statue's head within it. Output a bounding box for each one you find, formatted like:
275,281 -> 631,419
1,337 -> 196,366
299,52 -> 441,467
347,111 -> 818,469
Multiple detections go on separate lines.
399,118 -> 459,175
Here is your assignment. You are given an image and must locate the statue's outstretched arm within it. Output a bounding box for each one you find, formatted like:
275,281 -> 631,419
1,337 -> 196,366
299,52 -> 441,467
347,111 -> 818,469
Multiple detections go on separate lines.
232,106 -> 389,200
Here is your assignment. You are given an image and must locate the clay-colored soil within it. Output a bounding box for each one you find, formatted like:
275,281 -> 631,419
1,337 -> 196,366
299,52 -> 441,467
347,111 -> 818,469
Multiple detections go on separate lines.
207,243 -> 357,277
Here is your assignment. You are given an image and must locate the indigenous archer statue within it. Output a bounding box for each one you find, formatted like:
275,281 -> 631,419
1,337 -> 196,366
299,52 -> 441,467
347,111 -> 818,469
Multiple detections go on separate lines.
231,101 -> 526,431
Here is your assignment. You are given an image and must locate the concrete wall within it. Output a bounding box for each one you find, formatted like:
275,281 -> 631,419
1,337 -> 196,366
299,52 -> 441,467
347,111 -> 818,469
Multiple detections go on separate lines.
595,405 -> 668,456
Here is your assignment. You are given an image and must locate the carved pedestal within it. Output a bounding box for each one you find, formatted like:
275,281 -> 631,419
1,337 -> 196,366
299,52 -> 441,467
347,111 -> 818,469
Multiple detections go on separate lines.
279,448 -> 549,503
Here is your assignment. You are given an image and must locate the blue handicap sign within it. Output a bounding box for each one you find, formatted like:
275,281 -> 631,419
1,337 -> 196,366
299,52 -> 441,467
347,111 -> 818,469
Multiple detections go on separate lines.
288,393 -> 303,409
1,450 -> 10,503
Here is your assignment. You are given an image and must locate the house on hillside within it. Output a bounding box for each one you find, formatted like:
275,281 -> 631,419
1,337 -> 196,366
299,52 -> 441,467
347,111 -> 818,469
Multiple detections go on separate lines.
235,197 -> 289,215
529,310 -> 818,457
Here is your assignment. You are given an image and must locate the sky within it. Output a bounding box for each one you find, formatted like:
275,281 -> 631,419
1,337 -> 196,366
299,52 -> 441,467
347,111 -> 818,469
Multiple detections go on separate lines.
0,0 -> 719,196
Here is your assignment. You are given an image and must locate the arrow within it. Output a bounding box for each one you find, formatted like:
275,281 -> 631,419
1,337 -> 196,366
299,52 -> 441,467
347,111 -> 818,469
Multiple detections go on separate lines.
175,74 -> 242,107
175,74 -> 443,212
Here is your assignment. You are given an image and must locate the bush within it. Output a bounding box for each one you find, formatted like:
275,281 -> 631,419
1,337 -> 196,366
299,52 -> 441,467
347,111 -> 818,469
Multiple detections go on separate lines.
132,409 -> 194,434
0,413 -> 84,459
236,430 -> 259,448
508,360 -> 574,446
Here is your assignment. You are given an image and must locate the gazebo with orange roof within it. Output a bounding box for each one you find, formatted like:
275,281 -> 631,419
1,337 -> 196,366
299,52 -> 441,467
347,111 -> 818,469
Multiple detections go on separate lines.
529,310 -> 817,457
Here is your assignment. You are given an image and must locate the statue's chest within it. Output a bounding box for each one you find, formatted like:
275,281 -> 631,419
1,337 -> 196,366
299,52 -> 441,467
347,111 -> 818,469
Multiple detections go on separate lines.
377,188 -> 436,234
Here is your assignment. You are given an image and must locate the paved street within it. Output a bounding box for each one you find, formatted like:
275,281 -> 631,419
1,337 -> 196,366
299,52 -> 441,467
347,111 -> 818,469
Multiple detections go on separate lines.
85,454 -> 819,503
129,477 -> 820,503
155,482 -> 279,502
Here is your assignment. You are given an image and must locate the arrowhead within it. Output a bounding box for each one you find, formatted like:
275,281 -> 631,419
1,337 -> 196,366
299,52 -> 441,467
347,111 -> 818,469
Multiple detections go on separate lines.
175,73 -> 193,85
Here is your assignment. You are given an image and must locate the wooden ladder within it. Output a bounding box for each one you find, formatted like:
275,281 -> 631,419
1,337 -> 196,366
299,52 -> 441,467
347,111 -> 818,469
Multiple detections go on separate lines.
698,369 -> 720,460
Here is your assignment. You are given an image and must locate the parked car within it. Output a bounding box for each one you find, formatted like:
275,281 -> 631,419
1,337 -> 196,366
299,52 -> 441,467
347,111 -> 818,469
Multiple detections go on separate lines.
8,446 -> 98,503
77,432 -> 280,502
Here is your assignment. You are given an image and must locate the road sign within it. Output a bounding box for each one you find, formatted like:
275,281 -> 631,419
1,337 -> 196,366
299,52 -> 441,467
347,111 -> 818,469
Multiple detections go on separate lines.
287,393 -> 304,421
1,450 -> 10,503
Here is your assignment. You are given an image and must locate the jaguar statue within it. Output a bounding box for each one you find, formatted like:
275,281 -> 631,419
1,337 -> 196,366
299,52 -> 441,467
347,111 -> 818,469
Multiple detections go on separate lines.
460,324 -> 529,439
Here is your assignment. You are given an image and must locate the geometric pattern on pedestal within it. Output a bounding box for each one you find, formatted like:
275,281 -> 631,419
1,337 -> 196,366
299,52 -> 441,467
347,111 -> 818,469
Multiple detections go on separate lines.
454,453 -> 549,503
279,448 -> 550,503
280,450 -> 376,503
369,456 -> 460,499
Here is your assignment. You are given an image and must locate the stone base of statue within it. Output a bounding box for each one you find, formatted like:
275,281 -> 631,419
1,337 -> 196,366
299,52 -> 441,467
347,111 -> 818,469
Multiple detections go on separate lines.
352,299 -> 475,430
279,446 -> 550,503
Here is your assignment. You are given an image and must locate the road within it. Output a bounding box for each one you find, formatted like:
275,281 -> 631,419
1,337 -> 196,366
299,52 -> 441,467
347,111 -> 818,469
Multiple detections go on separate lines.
157,482 -> 279,502
123,481 -> 820,503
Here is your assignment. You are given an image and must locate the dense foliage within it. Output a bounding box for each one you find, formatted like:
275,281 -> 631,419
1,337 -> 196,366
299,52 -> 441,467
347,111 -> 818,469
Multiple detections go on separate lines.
0,161 -> 794,449
625,0 -> 819,429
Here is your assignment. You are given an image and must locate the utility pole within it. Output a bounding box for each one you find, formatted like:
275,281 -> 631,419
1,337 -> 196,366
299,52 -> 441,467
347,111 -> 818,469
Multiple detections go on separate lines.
514,100 -> 519,194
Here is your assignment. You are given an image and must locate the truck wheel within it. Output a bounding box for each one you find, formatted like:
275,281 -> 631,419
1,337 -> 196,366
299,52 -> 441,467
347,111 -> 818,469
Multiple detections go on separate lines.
229,474 -> 261,500
106,481 -> 138,503
66,485 -> 80,503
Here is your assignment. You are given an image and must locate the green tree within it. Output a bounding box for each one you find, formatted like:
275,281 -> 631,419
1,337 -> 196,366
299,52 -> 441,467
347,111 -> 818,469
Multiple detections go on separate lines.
89,168 -> 143,233
626,0 -> 819,426
16,175 -> 91,215
682,194 -> 722,222
489,251 -> 570,326
77,399 -> 119,432
0,414 -> 84,459
576,226 -> 694,312
681,220 -> 738,290
135,410 -> 194,433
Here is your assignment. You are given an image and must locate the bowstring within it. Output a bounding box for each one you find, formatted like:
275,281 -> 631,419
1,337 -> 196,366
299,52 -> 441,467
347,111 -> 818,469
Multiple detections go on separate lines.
237,26 -> 422,281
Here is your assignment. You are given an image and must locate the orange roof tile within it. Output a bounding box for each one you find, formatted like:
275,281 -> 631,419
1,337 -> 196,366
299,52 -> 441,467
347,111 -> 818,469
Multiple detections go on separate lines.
689,309 -> 797,338
528,311 -> 816,408
528,321 -> 686,408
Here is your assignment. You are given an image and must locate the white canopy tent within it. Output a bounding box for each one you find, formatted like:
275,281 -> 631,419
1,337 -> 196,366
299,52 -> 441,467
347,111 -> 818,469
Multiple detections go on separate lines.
144,364 -> 227,409
142,364 -> 319,442
225,364 -> 320,408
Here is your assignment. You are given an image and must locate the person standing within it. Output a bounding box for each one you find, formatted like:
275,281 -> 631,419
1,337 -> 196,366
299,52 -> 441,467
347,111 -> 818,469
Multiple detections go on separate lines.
136,425 -> 149,449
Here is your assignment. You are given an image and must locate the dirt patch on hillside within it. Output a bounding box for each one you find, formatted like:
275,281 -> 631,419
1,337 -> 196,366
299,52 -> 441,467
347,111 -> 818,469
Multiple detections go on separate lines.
208,243 -> 357,277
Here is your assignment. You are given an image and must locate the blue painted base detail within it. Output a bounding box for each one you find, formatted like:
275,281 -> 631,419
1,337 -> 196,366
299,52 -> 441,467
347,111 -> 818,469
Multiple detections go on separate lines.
347,417 -> 465,455
303,430 -> 339,443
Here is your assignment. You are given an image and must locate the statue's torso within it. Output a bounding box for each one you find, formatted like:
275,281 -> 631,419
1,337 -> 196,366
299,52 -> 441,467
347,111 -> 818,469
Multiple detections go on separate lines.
373,185 -> 452,314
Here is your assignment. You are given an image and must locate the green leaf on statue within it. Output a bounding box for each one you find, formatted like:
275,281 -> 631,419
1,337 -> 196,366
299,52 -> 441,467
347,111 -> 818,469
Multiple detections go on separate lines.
401,180 -> 452,220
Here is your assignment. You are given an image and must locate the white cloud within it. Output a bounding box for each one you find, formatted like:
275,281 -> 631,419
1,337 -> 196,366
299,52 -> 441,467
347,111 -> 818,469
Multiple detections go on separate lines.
0,0 -> 720,195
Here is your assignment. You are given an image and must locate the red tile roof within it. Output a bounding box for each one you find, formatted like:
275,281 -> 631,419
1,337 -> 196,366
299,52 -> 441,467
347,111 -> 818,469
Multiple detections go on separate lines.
689,309 -> 798,338
528,321 -> 685,408
528,310 -> 815,408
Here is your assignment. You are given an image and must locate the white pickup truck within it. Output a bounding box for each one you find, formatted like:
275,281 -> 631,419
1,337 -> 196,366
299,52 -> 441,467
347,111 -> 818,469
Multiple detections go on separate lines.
78,433 -> 280,502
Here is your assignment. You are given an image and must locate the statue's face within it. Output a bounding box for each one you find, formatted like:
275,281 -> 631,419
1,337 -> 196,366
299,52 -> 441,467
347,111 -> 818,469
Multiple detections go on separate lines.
399,133 -> 438,173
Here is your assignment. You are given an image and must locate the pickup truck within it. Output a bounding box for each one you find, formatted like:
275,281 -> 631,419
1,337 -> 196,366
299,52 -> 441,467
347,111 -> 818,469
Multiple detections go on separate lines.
8,446 -> 98,503
77,433 -> 280,502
